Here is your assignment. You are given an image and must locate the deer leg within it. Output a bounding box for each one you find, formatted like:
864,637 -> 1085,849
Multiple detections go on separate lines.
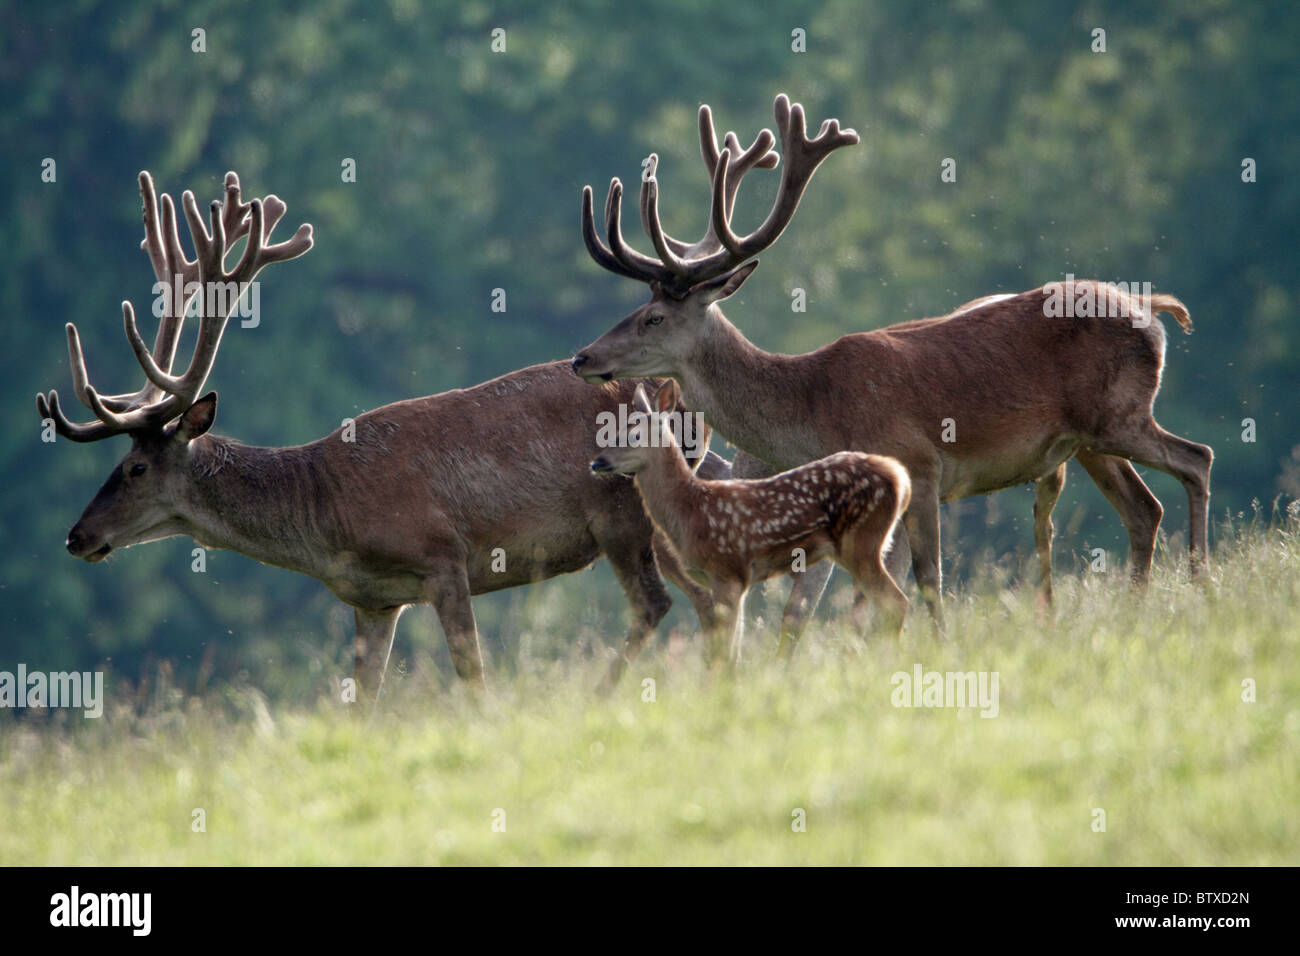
902,478 -> 945,631
850,561 -> 908,640
1075,449 -> 1163,586
1092,423 -> 1213,575
884,526 -> 912,588
653,528 -> 717,634
353,606 -> 403,707
775,561 -> 834,659
1032,463 -> 1067,605
730,588 -> 749,665
600,539 -> 673,694
843,522 -> 909,640
708,580 -> 744,670
427,563 -> 485,689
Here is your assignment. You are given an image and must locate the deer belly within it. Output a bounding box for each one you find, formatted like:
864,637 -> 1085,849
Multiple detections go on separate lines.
939,437 -> 1080,498
467,540 -> 601,593
749,537 -> 834,582
326,564 -> 428,609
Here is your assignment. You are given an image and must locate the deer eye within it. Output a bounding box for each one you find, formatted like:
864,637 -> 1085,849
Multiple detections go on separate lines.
129,462 -> 147,477
646,314 -> 664,326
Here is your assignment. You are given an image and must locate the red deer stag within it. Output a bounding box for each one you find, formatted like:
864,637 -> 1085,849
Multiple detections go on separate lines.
38,171 -> 723,702
571,94 -> 1213,630
591,381 -> 910,662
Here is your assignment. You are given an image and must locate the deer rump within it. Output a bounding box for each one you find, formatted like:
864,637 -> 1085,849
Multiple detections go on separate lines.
805,282 -> 1184,499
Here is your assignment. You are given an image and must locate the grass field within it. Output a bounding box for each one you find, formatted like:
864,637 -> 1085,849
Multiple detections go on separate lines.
2,519 -> 1296,865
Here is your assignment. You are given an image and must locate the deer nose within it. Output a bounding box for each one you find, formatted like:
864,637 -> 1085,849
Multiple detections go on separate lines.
66,529 -> 83,555
571,354 -> 589,374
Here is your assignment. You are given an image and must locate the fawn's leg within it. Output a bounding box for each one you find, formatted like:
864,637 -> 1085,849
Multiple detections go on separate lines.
846,528 -> 909,640
653,528 -> 717,634
708,579 -> 745,670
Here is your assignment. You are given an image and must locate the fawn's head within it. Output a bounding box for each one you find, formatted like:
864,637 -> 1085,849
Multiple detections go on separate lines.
571,94 -> 857,383
39,171 -> 312,561
590,381 -> 685,477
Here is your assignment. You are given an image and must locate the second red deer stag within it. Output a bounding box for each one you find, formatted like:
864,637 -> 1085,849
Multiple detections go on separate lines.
571,94 -> 1214,627
39,171 -> 724,702
591,381 -> 911,662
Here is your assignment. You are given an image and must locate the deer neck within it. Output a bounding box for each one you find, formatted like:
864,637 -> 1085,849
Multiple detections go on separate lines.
632,443 -> 702,554
178,436 -> 332,577
674,308 -> 827,469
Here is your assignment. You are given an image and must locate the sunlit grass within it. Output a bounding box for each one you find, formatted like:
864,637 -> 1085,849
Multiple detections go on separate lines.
2,521 -> 1296,865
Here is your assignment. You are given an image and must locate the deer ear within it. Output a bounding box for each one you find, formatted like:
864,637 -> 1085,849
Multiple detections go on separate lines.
177,392 -> 217,440
632,384 -> 652,414
690,260 -> 758,304
653,379 -> 678,414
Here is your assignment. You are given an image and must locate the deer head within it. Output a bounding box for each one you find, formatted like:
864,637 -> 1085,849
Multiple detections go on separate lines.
571,94 -> 858,383
39,171 -> 313,561
590,380 -> 684,476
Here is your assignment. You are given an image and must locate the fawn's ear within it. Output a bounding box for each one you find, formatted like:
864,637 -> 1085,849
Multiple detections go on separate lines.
653,379 -> 679,414
632,384 -> 652,415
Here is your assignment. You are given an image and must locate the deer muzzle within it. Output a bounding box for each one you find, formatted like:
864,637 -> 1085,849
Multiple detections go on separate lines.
66,526 -> 112,562
571,353 -> 613,384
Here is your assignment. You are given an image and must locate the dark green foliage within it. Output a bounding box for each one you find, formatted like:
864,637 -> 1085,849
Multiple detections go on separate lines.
2,0 -> 1296,687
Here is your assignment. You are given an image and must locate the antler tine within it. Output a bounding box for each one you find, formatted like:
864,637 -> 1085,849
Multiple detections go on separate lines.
709,148 -> 743,257
639,160 -> 691,277
580,95 -> 853,290
43,317 -> 181,440
699,105 -> 722,175
707,93 -> 858,269
581,185 -> 650,282
696,105 -> 780,181
239,207 -> 313,273
637,110 -> 779,265
64,322 -> 97,411
39,171 -> 314,443
694,126 -> 777,256
134,172 -> 227,406
260,194 -> 289,237
181,190 -> 219,280
638,155 -> 692,260
221,172 -> 252,242
36,390 -> 120,443
602,179 -> 677,285
159,194 -> 314,409
139,172 -> 169,285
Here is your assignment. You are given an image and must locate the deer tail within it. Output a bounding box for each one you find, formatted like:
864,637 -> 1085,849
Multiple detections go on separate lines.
1149,294 -> 1192,333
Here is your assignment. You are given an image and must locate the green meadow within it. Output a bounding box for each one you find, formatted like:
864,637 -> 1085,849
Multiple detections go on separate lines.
2,520 -> 1295,866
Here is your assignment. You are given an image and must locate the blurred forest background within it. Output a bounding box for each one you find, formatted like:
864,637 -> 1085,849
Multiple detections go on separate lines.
2,0 -> 1296,693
